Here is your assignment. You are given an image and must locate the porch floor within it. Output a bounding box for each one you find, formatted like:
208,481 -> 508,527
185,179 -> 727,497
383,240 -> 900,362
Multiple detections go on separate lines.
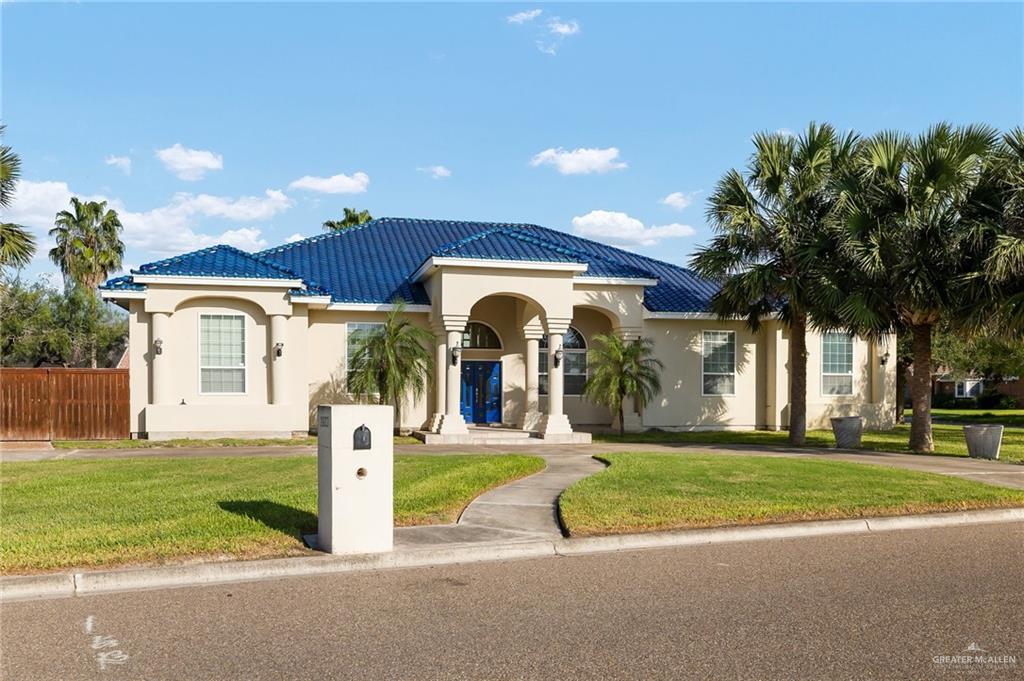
414,425 -> 592,446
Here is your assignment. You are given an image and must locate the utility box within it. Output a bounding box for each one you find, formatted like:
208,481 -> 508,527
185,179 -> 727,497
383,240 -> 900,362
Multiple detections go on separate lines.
316,404 -> 394,554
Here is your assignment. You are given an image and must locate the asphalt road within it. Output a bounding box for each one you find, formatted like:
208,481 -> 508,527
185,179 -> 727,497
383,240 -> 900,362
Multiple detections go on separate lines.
3,523 -> 1023,680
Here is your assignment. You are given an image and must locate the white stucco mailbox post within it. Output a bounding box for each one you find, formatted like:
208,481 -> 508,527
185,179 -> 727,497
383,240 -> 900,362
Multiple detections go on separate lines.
316,404 -> 394,554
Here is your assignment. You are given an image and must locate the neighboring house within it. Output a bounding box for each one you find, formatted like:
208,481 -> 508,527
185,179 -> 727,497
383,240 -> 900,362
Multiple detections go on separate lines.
100,218 -> 897,441
933,375 -> 1022,403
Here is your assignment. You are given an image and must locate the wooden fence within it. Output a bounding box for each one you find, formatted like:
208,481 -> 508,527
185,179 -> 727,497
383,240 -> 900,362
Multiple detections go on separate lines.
0,368 -> 129,441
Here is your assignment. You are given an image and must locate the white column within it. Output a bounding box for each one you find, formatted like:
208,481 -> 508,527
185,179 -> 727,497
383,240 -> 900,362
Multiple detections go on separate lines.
270,314 -> 288,405
519,335 -> 542,430
538,321 -> 573,436
438,326 -> 468,434
429,332 -> 447,432
151,311 -> 172,405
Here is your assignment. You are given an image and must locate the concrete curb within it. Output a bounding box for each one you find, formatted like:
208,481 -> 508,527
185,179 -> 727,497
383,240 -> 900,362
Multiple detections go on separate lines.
3,508 -> 1022,603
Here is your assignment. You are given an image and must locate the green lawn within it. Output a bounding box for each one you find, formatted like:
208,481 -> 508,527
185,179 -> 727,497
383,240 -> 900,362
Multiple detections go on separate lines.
0,454 -> 544,573
593,424 -> 1024,464
911,408 -> 1024,428
53,434 -> 422,449
559,453 -> 1024,536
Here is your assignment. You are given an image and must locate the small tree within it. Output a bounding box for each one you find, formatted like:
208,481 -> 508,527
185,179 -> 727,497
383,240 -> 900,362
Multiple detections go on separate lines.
346,301 -> 434,431
583,334 -> 663,437
323,208 -> 373,231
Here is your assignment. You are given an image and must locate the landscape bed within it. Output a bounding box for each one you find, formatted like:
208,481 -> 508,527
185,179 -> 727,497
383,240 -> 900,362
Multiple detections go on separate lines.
0,454 -> 544,573
558,453 -> 1024,536
592,424 -> 1024,464
52,434 -> 421,449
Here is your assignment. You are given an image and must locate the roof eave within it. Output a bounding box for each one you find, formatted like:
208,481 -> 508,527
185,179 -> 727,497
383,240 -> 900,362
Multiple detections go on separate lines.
412,256 -> 588,282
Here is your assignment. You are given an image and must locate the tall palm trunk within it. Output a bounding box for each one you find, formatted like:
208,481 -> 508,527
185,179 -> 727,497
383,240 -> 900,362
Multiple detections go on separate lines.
788,312 -> 808,445
908,323 -> 934,452
894,356 -> 908,425
618,395 -> 625,438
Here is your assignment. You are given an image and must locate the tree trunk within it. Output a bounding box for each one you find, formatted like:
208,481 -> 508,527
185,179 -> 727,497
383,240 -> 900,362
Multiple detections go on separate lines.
908,323 -> 934,452
895,356 -> 908,425
618,403 -> 625,438
788,312 -> 808,446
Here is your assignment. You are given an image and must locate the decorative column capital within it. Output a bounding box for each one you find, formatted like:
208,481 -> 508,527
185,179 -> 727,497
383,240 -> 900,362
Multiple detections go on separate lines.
543,317 -> 572,336
439,314 -> 470,333
522,322 -> 544,341
613,326 -> 644,340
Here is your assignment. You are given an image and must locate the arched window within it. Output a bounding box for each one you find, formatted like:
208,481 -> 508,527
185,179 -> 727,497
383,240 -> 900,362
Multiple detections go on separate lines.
462,322 -> 502,349
539,327 -> 587,395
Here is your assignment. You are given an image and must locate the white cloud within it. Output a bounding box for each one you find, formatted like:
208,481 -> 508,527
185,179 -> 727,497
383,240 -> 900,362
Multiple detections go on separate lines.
288,171 -> 370,194
155,143 -> 224,181
286,233 -> 306,244
659,190 -> 701,211
548,18 -> 580,36
506,9 -> 542,24
530,147 -> 627,175
417,165 -> 451,179
571,210 -> 696,247
4,180 -> 291,260
105,155 -> 132,175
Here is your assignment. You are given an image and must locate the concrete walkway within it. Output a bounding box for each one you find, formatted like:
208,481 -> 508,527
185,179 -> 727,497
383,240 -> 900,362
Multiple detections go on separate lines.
395,453 -> 606,549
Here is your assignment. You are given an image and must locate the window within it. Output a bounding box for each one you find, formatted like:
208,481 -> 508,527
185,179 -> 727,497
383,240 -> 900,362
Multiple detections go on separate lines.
702,331 -> 736,396
200,314 -> 246,394
462,322 -> 502,349
539,327 -> 587,396
955,379 -> 983,398
346,322 -> 384,385
822,332 -> 854,395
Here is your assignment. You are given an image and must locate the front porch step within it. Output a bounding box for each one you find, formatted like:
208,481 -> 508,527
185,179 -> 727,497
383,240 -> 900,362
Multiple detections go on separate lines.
413,427 -> 592,445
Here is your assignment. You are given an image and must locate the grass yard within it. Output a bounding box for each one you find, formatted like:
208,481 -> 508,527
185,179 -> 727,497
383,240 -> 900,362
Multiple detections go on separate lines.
0,454 -> 544,573
913,408 -> 1024,428
593,424 -> 1024,464
53,434 -> 422,449
559,453 -> 1024,536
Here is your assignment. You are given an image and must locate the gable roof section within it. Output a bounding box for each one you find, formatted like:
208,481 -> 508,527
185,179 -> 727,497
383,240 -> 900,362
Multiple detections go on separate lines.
426,227 -> 653,279
105,218 -> 717,312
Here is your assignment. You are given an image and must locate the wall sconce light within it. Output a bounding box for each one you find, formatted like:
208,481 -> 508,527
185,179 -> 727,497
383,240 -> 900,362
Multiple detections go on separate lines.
450,346 -> 462,366
180,399 -> 187,406
153,338 -> 163,355
274,342 -> 284,357
554,346 -> 564,369
880,352 -> 890,366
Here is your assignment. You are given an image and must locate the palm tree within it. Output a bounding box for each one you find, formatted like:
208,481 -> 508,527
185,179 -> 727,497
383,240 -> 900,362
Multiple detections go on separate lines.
833,123 -> 1001,452
691,122 -> 857,445
978,127 -> 1024,333
0,124 -> 36,269
346,301 -> 434,431
582,334 -> 663,437
49,197 -> 125,290
323,208 -> 373,231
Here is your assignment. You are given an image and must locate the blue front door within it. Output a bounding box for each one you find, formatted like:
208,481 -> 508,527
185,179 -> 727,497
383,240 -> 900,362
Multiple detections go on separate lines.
461,361 -> 502,424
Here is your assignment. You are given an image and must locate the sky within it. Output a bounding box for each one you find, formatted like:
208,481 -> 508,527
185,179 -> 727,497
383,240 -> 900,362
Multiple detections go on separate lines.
3,1 -> 1023,284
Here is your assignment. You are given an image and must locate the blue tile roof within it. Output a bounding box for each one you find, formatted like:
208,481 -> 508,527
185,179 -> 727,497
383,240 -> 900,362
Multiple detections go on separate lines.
105,218 -> 718,312
99,275 -> 145,292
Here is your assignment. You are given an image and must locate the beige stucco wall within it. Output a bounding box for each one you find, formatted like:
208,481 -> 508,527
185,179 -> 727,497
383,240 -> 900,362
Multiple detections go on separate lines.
305,309 -> 432,431
121,275 -> 896,438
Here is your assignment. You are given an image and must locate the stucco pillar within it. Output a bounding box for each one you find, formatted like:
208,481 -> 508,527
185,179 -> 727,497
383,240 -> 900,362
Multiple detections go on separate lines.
538,319 -> 573,437
518,329 -> 543,431
438,320 -> 468,434
429,331 -> 447,433
614,327 -> 644,433
151,311 -> 173,405
269,314 -> 288,405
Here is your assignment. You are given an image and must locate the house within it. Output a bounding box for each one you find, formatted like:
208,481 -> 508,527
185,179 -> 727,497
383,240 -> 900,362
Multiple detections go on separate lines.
99,217 -> 897,441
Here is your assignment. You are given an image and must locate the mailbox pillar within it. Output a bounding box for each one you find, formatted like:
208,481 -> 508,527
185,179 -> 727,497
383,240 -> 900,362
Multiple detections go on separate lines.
316,404 -> 394,554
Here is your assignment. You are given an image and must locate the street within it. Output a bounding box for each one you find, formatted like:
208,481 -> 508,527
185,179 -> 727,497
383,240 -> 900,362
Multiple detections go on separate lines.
2,522 -> 1022,680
